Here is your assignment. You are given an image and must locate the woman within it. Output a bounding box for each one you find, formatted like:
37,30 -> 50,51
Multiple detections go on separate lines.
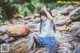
27,6 -> 58,53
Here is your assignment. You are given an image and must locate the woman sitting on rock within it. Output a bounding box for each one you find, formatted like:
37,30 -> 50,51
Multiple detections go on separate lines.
27,6 -> 58,53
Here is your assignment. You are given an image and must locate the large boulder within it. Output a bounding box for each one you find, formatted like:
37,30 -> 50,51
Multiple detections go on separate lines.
69,7 -> 80,21
6,25 -> 31,37
59,5 -> 76,15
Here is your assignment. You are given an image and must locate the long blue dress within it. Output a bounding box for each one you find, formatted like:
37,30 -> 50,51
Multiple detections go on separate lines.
36,19 -> 58,50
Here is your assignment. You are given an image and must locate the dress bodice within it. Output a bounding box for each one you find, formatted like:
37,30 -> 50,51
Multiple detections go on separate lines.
41,19 -> 54,37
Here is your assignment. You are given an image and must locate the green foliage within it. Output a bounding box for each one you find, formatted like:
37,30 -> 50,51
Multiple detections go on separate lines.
0,7 -> 5,23
11,3 -> 31,18
0,0 -> 64,24
0,0 -> 31,20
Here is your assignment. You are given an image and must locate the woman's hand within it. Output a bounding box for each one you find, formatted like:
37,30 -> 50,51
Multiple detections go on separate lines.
41,6 -> 47,11
41,6 -> 53,20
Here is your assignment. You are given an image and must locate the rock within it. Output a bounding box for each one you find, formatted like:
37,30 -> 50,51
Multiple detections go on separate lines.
2,34 -> 9,40
70,41 -> 80,48
0,30 -> 5,36
74,29 -> 80,37
9,38 -> 28,53
6,25 -> 31,37
55,18 -> 72,26
51,9 -> 60,16
34,13 -> 40,18
69,22 -> 80,36
55,20 -> 66,26
59,5 -> 76,15
0,36 -> 3,42
27,23 -> 40,31
4,37 -> 15,43
58,43 -> 73,53
10,41 -> 28,53
0,34 -> 9,43
69,22 -> 80,32
69,7 -> 80,21
60,25 -> 69,31
0,25 -> 9,32
33,18 -> 40,24
72,44 -> 80,53
54,14 -> 66,21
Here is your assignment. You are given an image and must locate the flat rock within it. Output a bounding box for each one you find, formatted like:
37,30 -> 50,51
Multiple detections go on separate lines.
6,25 -> 31,37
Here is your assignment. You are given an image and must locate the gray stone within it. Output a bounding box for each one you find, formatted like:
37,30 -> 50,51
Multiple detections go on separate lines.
69,7 -> 80,21
60,5 -> 76,15
58,43 -> 73,53
74,29 -> 80,37
55,18 -> 71,26
69,22 -> 80,32
72,44 -> 80,53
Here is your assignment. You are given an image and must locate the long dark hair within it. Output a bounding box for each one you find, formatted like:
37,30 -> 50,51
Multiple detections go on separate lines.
39,10 -> 47,33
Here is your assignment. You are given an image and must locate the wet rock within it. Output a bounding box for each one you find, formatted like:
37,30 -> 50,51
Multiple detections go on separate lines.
69,7 -> 80,21
6,25 -> 31,37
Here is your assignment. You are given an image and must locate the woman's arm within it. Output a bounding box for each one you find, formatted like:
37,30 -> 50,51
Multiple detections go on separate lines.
44,10 -> 53,20
41,6 -> 56,33
41,6 -> 53,20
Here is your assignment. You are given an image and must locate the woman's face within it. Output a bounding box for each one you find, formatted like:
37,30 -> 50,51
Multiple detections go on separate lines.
40,15 -> 47,21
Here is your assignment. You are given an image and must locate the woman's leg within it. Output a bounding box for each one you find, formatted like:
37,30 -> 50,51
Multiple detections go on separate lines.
27,33 -> 37,51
